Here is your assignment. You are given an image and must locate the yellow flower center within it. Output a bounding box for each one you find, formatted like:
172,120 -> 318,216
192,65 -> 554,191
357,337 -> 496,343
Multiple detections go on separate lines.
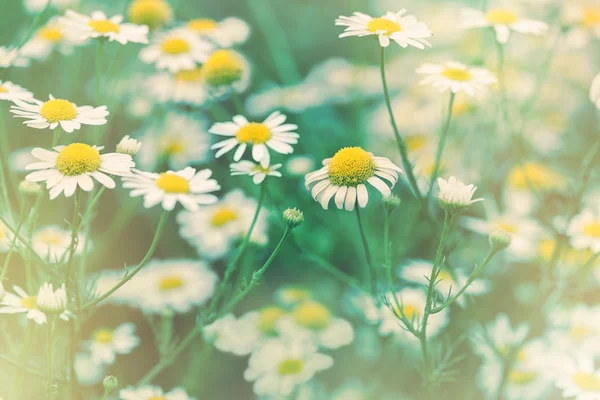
278,359 -> 304,375
188,18 -> 218,32
40,99 -> 77,123
441,67 -> 472,82
174,67 -> 203,82
280,288 -> 310,304
55,143 -> 101,177
148,398 -> 166,400
572,325 -> 592,340
292,301 -> 331,330
436,270 -> 454,283
128,0 -> 173,30
88,19 -> 120,34
507,163 -> 566,191
406,135 -> 428,153
39,27 -> 63,42
538,239 -> 594,267
393,303 -> 420,320
509,370 -> 536,385
495,220 -> 517,234
0,86 -> 7,93
583,222 -> 600,238
0,225 -> 5,239
155,173 -> 190,194
486,9 -> 519,24
328,147 -> 375,187
158,275 -> 184,291
159,138 -> 185,155
92,329 -> 113,343
40,233 -> 63,245
236,123 -> 271,144
21,296 -> 37,310
210,208 -> 238,227
202,49 -> 244,87
573,373 -> 600,391
258,306 -> 286,335
161,38 -> 190,55
367,18 -> 402,35
583,8 -> 600,28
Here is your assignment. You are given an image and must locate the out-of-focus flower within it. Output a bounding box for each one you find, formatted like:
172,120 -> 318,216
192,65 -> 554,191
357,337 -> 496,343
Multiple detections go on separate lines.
230,160 -> 282,185
32,225 -> 86,263
554,355 -> 600,399
185,17 -> 250,48
0,220 -> 12,252
460,7 -> 548,43
562,2 -> 600,49
201,49 -> 251,95
146,69 -> 208,106
59,10 -> 149,45
591,72 -> 600,109
82,322 -> 140,365
0,47 -> 30,68
568,206 -> 600,252
0,81 -> 34,102
285,155 -> 315,176
417,61 -> 497,96
470,313 -> 529,361
0,285 -> 71,324
75,352 -> 105,386
119,385 -> 195,400
127,0 -> 173,30
23,0 -> 78,13
274,286 -> 312,308
437,176 -> 483,213
21,17 -> 87,60
139,28 -> 214,72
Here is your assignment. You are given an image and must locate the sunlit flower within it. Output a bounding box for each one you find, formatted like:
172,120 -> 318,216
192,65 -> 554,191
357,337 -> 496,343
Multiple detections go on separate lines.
335,10 -> 432,48
0,80 -> 33,102
0,285 -> 71,324
10,95 -> 109,133
123,167 -> 219,211
36,282 -> 67,315
59,10 -> 149,44
460,7 -> 548,44
0,47 -> 29,68
82,322 -> 140,365
119,385 -> 195,400
32,225 -> 86,263
127,0 -> 173,30
210,111 -> 299,167
568,206 -> 600,252
417,61 -> 497,96
548,304 -> 600,356
20,18 -> 87,60
305,147 -> 402,211
23,0 -> 78,13
437,176 -> 483,212
185,17 -> 250,47
139,28 -> 214,72
230,160 -> 282,184
203,314 -> 261,356
177,189 -> 268,260
25,144 -> 134,199
554,355 -> 600,400
591,72 -> 600,110
244,339 -> 333,397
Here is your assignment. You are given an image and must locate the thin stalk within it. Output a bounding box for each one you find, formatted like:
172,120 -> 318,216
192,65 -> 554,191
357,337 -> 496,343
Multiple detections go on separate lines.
77,187 -> 106,231
52,126 -> 62,147
18,0 -> 53,49
0,201 -> 28,279
0,108 -> 13,217
380,46 -> 422,199
231,90 -> 246,115
0,215 -> 49,267
355,206 -> 374,294
95,39 -> 105,104
64,190 -> 81,299
426,92 -> 456,198
46,317 -> 55,400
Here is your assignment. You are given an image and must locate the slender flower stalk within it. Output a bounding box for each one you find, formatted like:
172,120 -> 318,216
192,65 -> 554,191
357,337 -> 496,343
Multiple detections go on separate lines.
231,90 -> 246,115
96,39 -> 105,103
64,189 -> 82,307
380,46 -> 422,199
51,126 -> 62,147
355,207 -> 374,294
0,108 -> 13,217
0,201 -> 29,279
426,92 -> 456,198
0,215 -> 49,266
46,316 -> 55,400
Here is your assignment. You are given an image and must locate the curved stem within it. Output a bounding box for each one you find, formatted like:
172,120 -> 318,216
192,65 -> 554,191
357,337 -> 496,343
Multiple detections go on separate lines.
355,206 -> 374,294
95,39 -> 105,104
426,92 -> 456,198
0,202 -> 28,279
64,190 -> 81,301
0,215 -> 49,267
380,46 -> 422,199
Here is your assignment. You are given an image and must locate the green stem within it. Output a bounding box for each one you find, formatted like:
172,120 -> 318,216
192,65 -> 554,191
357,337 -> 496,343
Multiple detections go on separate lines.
426,92 -> 456,198
0,215 -> 49,267
231,90 -> 246,115
52,127 -> 62,147
0,202 -> 28,279
18,0 -> 53,49
379,46 -> 422,199
47,317 -> 55,400
355,206 -> 374,294
95,39 -> 105,104
64,190 -> 81,301
77,187 -> 106,231
81,210 -> 169,311
0,107 -> 13,217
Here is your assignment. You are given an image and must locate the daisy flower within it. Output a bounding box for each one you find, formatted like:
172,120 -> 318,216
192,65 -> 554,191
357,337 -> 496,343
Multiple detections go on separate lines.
9,147 -> 37,173
36,282 -> 67,315
304,147 -> 402,211
10,95 -> 109,133
139,28 -> 214,72
146,69 -> 209,106
74,352 -> 106,386
460,7 -> 548,44
127,0 -> 173,31
548,304 -> 600,356
563,2 -> 600,49
23,0 -> 78,13
116,135 -> 142,157
25,144 -> 135,200
335,10 -> 433,48
0,285 -> 71,324
0,47 -> 29,68
230,160 -> 282,185
122,167 -> 220,211
591,72 -> 600,110
244,339 -> 333,397
20,18 -> 87,60
59,10 -> 149,45
185,17 -> 250,47
0,80 -> 33,102
437,176 -> 483,213
554,355 -> 600,399
201,49 -> 252,97
274,286 -> 313,308
209,111 -> 299,168
568,206 -> 600,252
417,61 -> 497,96
119,386 -> 195,400
470,313 -> 529,361
177,189 -> 268,260
83,322 -> 140,365
32,225 -> 86,263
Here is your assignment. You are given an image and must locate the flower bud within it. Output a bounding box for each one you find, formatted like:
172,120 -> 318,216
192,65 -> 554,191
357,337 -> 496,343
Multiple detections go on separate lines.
489,228 -> 512,253
283,208 -> 304,229
116,135 -> 142,157
19,180 -> 42,198
103,375 -> 119,394
382,195 -> 401,213
36,283 -> 67,315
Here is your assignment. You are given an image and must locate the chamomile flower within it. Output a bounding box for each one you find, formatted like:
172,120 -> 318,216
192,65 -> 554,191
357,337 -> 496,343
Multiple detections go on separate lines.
177,190 -> 268,260
554,355 -> 600,399
591,72 -> 600,110
335,10 -> 433,49
244,339 -> 333,397
185,17 -> 250,47
146,69 -> 208,106
437,176 -> 483,213
23,0 -> 78,13
274,286 -> 312,308
470,313 -> 529,361
122,167 -> 219,211
139,28 -> 214,72
203,314 -> 262,356
119,386 -> 195,400
460,7 -> 548,44
9,147 -> 37,173
20,18 -> 87,60
568,206 -> 600,252
0,285 -> 71,324
25,144 -> 135,200
548,305 -> 600,356
36,282 -> 67,315
59,10 -> 149,45
563,2 -> 600,48
116,135 -> 142,157
32,225 -> 86,263
201,49 -> 251,95
210,111 -> 299,168
74,352 -> 106,386
127,0 -> 173,30
10,95 -> 109,133
83,323 -> 140,365
0,47 -> 29,68
285,155 -> 315,177
304,147 -> 402,211
230,160 -> 282,185
0,81 -> 33,102
417,62 -> 497,96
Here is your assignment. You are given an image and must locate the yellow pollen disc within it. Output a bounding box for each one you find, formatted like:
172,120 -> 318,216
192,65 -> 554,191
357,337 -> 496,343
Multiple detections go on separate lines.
202,49 -> 244,87
93,329 -> 113,343
509,370 -> 536,384
583,222 -> 600,238
292,301 -> 331,330
367,18 -> 402,35
571,325 -> 592,340
258,306 -> 286,335
174,67 -> 203,82
55,143 -> 101,177
161,38 -> 190,54
436,270 -> 454,283
516,350 -> 527,362
327,147 -> 375,187
406,135 -> 428,153
282,288 -> 310,303
88,19 -> 120,34
440,67 -> 472,82
148,397 -> 166,400
278,359 -> 304,375
39,27 -> 63,42
41,233 -> 63,245
573,373 -> 600,391
236,123 -> 271,144
486,9 -> 519,24
188,18 -> 218,32
495,220 -> 517,234
452,97 -> 473,116
159,138 -> 184,155
507,163 -> 566,191
155,173 -> 190,194
158,275 -> 184,291
40,99 -> 77,123
21,296 -> 37,310
394,303 -> 419,320
583,8 -> 600,28
128,0 -> 173,30
210,208 -> 238,227
0,86 -> 7,93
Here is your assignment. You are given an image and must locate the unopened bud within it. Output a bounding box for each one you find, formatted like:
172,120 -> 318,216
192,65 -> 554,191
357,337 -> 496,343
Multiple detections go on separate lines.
283,208 -> 304,229
103,375 -> 119,394
382,195 -> 401,213
19,180 -> 41,198
489,229 -> 512,253
116,135 -> 142,157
